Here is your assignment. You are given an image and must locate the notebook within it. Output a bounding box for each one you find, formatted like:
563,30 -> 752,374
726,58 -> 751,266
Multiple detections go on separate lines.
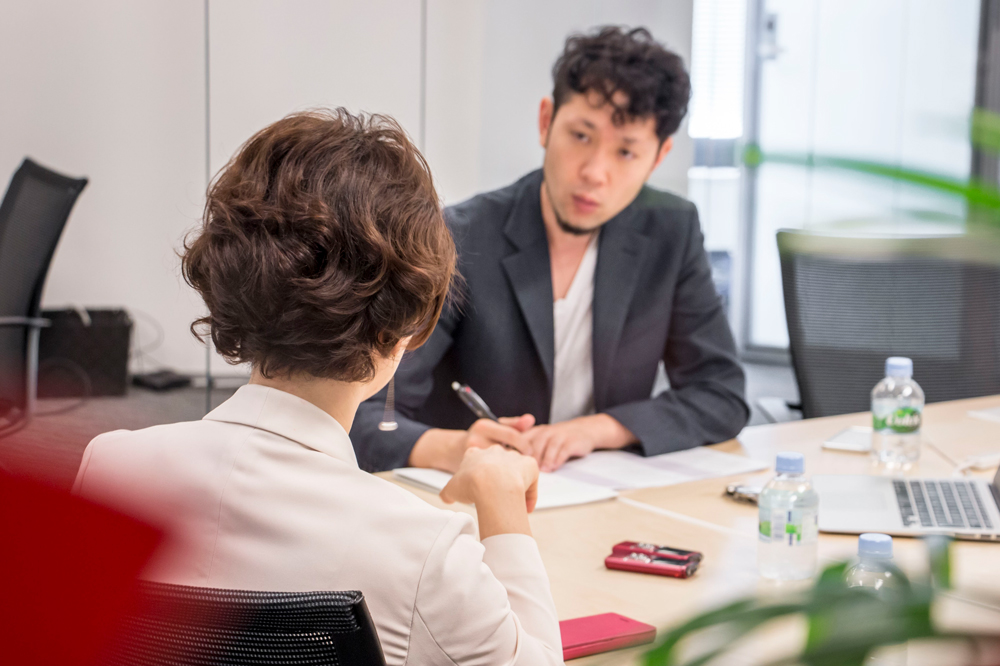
392,467 -> 618,510
560,613 -> 656,660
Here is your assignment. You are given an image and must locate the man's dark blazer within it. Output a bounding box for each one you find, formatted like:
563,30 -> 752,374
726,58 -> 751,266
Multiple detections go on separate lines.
351,169 -> 748,472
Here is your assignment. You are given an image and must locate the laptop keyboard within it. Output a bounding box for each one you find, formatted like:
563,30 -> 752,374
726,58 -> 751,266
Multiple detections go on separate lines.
893,479 -> 993,530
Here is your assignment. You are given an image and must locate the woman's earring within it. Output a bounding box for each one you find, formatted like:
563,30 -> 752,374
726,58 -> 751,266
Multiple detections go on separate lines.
378,376 -> 398,432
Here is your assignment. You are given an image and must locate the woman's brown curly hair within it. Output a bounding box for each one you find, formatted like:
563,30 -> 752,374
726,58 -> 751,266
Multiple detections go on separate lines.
182,108 -> 456,382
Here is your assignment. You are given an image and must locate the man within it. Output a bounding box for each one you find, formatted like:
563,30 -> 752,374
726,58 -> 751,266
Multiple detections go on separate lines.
352,26 -> 748,473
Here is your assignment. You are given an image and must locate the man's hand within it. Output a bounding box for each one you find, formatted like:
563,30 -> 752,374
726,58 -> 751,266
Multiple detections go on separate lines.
408,414 -> 535,473
440,445 -> 540,537
525,413 -> 636,472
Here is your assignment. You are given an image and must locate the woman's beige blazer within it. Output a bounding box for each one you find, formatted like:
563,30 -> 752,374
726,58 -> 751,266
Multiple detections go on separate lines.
73,384 -> 563,666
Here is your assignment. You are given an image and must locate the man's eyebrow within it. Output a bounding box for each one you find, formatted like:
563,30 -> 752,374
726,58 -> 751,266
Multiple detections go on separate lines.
622,136 -> 638,144
575,119 -> 597,130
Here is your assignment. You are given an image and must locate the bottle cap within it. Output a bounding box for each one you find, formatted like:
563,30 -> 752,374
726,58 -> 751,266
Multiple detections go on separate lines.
775,452 -> 804,474
885,357 -> 913,378
858,533 -> 893,559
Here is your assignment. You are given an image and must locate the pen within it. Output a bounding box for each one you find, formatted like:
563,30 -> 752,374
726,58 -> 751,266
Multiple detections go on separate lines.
451,382 -> 499,421
451,382 -> 524,453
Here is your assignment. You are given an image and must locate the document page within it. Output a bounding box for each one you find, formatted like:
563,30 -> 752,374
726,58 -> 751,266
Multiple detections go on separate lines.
968,406 -> 1000,423
392,467 -> 618,510
552,447 -> 769,491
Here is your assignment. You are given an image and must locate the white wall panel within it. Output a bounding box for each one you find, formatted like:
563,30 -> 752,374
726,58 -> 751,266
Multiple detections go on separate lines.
206,0 -> 423,376
0,0 -> 208,375
424,0 -> 487,206
208,0 -> 423,177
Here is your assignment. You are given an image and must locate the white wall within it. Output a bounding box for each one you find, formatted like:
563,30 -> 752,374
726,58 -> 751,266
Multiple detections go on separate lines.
1,0 -> 695,376
204,0 -> 425,377
0,0 -> 209,375
208,0 -> 424,177
424,0 -> 488,205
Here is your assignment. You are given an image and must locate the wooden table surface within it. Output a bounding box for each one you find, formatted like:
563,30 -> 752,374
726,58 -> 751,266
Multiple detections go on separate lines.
381,396 -> 1000,664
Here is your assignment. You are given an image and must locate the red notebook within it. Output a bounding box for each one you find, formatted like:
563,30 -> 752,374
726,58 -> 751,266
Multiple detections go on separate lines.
560,612 -> 657,660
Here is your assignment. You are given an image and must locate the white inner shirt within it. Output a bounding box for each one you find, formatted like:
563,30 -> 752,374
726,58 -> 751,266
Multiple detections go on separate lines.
549,232 -> 599,424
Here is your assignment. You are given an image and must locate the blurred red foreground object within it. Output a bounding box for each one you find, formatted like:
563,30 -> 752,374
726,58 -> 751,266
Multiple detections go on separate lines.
0,471 -> 161,665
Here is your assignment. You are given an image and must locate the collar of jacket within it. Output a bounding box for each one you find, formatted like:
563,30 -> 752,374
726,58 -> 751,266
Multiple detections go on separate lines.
203,384 -> 359,467
500,169 -> 651,409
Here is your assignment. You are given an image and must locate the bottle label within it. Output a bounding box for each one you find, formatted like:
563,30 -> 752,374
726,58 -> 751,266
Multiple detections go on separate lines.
873,407 -> 921,433
759,508 -> 818,546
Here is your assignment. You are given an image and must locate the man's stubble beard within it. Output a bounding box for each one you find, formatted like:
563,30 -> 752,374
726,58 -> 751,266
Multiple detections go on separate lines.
542,178 -> 598,237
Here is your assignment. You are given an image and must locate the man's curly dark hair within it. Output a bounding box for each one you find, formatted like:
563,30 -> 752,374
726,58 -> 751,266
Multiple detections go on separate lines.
552,26 -> 691,142
182,108 -> 456,383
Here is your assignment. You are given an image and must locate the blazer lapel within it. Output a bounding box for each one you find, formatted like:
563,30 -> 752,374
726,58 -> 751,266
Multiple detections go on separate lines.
592,207 -> 649,410
500,172 -> 555,387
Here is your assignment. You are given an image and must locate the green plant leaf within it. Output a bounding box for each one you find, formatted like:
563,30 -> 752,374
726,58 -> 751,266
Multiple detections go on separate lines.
972,108 -> 1000,154
804,591 -> 933,654
924,535 -> 952,589
814,561 -> 850,591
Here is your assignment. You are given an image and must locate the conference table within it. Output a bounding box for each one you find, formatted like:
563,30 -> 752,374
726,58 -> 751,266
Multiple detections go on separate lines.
382,396 -> 1000,664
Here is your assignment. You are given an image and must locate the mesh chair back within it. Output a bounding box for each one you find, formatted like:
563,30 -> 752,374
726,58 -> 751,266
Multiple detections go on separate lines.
0,158 -> 87,414
105,581 -> 386,666
778,230 -> 1000,418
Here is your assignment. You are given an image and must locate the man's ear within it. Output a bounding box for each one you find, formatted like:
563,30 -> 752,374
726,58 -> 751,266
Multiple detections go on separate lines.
652,136 -> 674,171
538,97 -> 555,148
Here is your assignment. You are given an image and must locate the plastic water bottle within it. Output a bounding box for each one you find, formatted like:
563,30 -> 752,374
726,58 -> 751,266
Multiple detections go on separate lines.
844,533 -> 905,594
871,357 -> 924,469
844,534 -> 907,665
758,452 -> 819,580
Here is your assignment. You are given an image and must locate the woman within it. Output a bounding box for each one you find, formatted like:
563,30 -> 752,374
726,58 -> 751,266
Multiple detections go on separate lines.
72,109 -> 563,665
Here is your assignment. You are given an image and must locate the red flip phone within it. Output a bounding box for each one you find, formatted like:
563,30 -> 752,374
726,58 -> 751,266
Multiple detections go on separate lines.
611,541 -> 703,563
560,612 -> 657,660
605,551 -> 700,578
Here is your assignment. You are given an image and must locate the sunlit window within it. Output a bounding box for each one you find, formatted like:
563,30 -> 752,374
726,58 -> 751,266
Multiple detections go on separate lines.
688,0 -> 748,140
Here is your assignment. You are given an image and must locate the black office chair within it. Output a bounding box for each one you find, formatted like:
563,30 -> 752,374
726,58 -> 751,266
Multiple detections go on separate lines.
103,581 -> 386,665
777,229 -> 1000,418
0,158 -> 87,436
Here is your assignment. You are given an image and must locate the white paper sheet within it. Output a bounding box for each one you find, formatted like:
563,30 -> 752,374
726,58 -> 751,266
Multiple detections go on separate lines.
968,406 -> 1000,424
552,447 -> 769,491
392,467 -> 618,510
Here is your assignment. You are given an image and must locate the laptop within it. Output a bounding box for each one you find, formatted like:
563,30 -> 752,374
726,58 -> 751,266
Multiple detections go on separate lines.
813,465 -> 1000,541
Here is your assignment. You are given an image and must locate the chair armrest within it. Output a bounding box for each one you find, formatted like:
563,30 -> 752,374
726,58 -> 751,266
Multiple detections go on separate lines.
0,317 -> 51,328
755,396 -> 803,424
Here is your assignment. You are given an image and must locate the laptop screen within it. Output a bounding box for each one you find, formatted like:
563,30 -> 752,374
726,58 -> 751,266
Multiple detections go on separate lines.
993,464 -> 1000,509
